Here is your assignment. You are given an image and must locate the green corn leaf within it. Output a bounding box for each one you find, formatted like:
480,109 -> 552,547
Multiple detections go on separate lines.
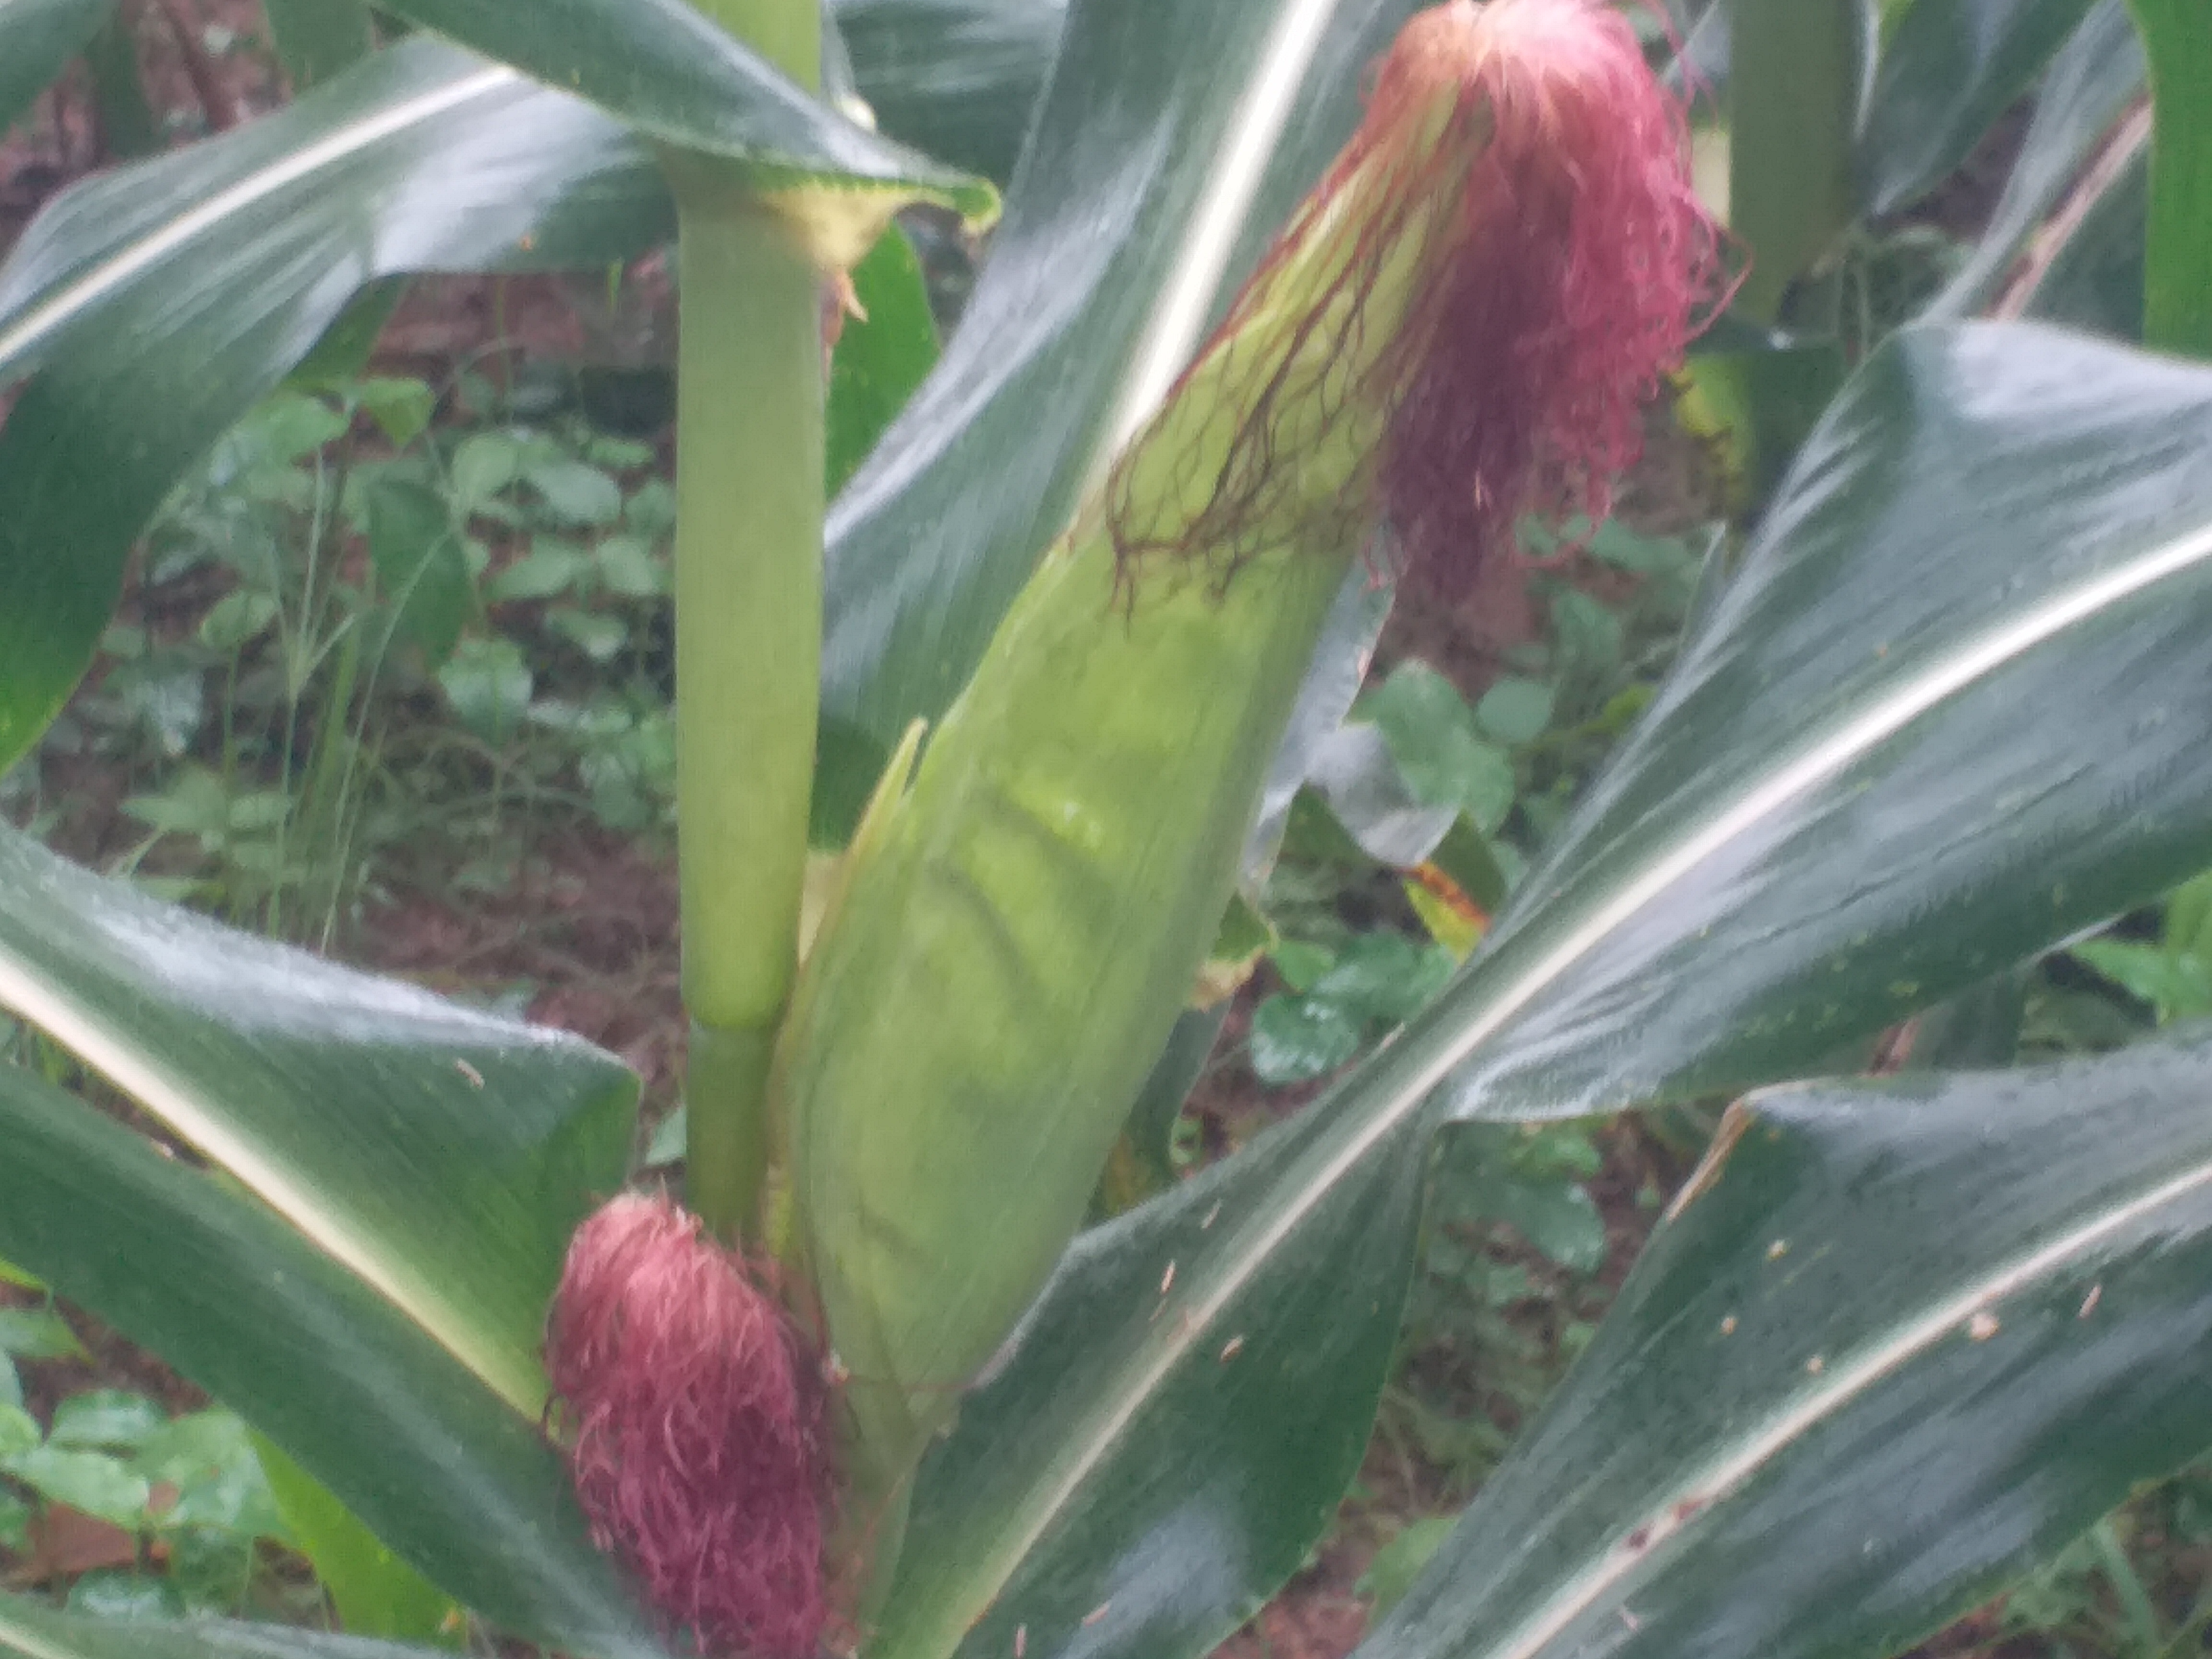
0,821 -> 635,1418
0,0 -> 114,134
253,1435 -> 466,1647
0,1588 -> 459,1658
831,0 -> 1065,182
0,1060 -> 659,1658
868,322 -> 2212,1659
1859,0 -> 2097,217
367,0 -> 996,256
1729,0 -> 1866,323
1364,1028 -> 2212,1659
0,818 -> 656,1652
1925,0 -> 2145,321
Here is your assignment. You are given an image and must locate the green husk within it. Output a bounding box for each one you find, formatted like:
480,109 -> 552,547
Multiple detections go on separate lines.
773,54 -> 1480,1538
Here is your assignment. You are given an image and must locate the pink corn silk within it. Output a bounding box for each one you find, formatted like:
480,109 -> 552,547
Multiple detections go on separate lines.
545,1193 -> 829,1659
1376,0 -> 1726,601
1124,0 -> 1723,607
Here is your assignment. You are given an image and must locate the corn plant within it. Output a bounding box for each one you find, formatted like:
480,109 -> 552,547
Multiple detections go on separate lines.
5,1 -> 2212,1658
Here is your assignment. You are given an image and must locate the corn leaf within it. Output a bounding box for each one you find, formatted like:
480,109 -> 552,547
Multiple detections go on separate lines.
872,321 -> 2212,1659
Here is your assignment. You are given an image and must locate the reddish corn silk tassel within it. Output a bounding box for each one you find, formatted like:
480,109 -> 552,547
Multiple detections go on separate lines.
1376,0 -> 1726,596
545,1193 -> 829,1659
1133,0 -> 1726,607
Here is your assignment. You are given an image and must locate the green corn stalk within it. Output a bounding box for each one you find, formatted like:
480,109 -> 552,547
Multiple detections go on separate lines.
774,89 -> 1479,1536
666,0 -> 826,1247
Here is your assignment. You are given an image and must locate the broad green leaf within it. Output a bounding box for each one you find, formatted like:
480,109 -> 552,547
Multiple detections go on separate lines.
135,1413 -> 287,1539
1437,1126 -> 1606,1274
2117,0 -> 2212,356
261,0 -> 376,90
2019,139 -> 2145,337
1859,0 -> 2096,217
1425,321 -> 2212,1122
1925,0 -> 2144,320
871,323 -> 2212,1659
1249,993 -> 1363,1084
828,226 -> 939,495
818,0 -> 1428,822
0,1306 -> 85,1360
363,477 -> 473,667
1473,678 -> 1553,746
0,37 -> 670,773
47,1390 -> 166,1451
0,0 -> 114,134
524,460 -> 623,529
369,0 -> 997,255
438,637 -> 533,741
1361,664 -> 1515,833
831,0 -> 1065,182
1365,1028 -> 2212,1659
1,1447 -> 150,1528
0,820 -> 636,1419
2070,934 -> 2210,1018
0,1588 -> 455,1658
254,1436 -> 464,1647
0,1064 -> 661,1659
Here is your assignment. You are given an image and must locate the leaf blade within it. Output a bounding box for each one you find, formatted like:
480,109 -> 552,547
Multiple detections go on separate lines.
0,821 -> 635,1419
1860,0 -> 2097,217
0,1587 -> 457,1658
1366,1031 -> 2212,1659
0,0 -> 113,134
368,0 -> 997,243
0,1063 -> 660,1659
877,321 -> 2212,1659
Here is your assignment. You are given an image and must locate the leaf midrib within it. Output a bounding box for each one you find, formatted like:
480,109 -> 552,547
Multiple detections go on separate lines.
1467,1114 -> 2212,1659
0,948 -> 543,1418
1084,0 -> 1343,485
0,57 -> 518,377
0,1607 -> 72,1659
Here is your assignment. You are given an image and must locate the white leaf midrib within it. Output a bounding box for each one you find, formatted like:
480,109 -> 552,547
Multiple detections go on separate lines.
1084,0 -> 1343,484
0,1619 -> 71,1659
0,948 -> 542,1418
929,518 -> 2212,1649
0,62 -> 519,374
1469,1123 -> 2212,1659
0,1612 -> 72,1659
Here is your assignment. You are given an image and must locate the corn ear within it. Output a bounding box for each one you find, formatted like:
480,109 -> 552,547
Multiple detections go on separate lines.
777,130 -> 1459,1508
775,0 -> 1723,1532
